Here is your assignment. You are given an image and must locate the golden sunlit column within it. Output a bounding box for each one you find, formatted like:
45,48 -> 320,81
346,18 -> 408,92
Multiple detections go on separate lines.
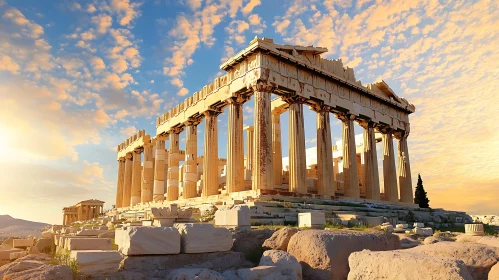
285,97 -> 307,194
381,128 -> 398,202
141,142 -> 154,203
203,110 -> 220,196
153,138 -> 166,201
271,111 -> 283,187
122,153 -> 133,207
115,158 -> 125,208
339,113 -> 360,199
252,90 -> 273,191
226,97 -> 245,193
396,131 -> 413,203
360,121 -> 381,200
167,128 -> 182,201
130,150 -> 142,206
314,105 -> 334,196
183,121 -> 199,199
245,126 -> 254,171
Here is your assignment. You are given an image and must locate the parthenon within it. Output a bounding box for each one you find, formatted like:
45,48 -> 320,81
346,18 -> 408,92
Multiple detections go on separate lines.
113,37 -> 416,210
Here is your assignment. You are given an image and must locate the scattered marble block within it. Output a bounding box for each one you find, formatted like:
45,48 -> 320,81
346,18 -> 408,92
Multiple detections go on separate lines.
215,205 -> 250,228
0,249 -> 25,260
465,224 -> 484,236
393,228 -> 406,233
70,250 -> 122,277
141,220 -> 153,226
76,229 -> 107,236
116,227 -> 180,255
13,239 -> 34,248
413,222 -> 424,228
174,223 -> 232,253
298,212 -> 325,229
413,227 -> 433,236
67,238 -> 112,251
396,224 -> 408,229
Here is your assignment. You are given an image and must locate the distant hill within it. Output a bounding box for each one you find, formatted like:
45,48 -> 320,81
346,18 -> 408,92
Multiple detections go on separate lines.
0,215 -> 50,239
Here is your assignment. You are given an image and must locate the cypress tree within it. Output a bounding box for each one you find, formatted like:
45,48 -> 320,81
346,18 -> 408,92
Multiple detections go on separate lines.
414,174 -> 430,208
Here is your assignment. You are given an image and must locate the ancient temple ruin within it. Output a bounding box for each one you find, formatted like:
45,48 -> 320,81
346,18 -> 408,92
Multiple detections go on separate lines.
113,38 -> 416,211
62,199 -> 105,225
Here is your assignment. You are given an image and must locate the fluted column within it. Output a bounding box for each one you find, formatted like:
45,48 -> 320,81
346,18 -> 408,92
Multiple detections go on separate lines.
141,143 -> 154,203
272,112 -> 283,187
115,158 -> 125,208
183,122 -> 199,199
339,113 -> 360,199
314,105 -> 334,196
130,150 -> 142,206
396,132 -> 413,203
360,121 -> 381,200
381,129 -> 398,202
252,90 -> 273,191
203,110 -> 220,196
167,129 -> 182,201
122,153 -> 133,207
285,97 -> 307,193
227,97 -> 245,193
245,126 -> 254,171
153,139 -> 166,201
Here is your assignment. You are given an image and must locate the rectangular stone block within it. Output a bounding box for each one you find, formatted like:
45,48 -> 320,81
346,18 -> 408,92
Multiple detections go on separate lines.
76,229 -> 108,236
70,250 -> 122,277
215,205 -> 250,228
174,223 -> 233,253
0,249 -> 24,260
298,212 -> 326,228
116,227 -> 180,255
67,238 -> 112,251
13,239 -> 34,248
141,220 -> 153,226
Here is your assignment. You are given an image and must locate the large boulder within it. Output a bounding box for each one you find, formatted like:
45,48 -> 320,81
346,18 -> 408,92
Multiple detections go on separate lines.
489,263 -> 499,280
287,230 -> 400,280
406,242 -> 499,280
166,268 -> 224,280
259,250 -> 302,280
348,250 -> 473,280
232,229 -> 274,264
262,227 -> 299,251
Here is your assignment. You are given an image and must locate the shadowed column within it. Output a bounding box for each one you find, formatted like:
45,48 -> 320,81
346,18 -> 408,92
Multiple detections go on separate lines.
153,139 -> 166,201
396,131 -> 413,203
183,122 -> 199,199
314,105 -> 334,196
285,96 -> 307,194
339,113 -> 360,199
271,111 -> 283,187
130,150 -> 142,206
227,97 -> 245,193
245,126 -> 254,171
115,158 -> 125,208
203,110 -> 220,196
360,121 -> 381,200
381,128 -> 398,202
122,153 -> 133,207
141,142 -> 154,203
252,90 -> 273,191
167,129 -> 182,201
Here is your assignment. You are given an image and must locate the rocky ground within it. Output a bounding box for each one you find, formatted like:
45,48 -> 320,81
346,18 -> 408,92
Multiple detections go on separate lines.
1,223 -> 499,280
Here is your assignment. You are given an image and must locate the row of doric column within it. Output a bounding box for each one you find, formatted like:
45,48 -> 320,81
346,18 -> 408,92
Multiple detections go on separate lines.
115,90 -> 414,207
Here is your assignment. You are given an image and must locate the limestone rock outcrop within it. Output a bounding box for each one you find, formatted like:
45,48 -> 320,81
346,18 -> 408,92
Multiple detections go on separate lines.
174,223 -> 232,253
166,268 -> 225,280
287,230 -> 400,280
259,250 -> 302,280
0,254 -> 72,280
348,250 -> 473,280
406,242 -> 499,280
262,227 -> 299,251
489,263 -> 499,280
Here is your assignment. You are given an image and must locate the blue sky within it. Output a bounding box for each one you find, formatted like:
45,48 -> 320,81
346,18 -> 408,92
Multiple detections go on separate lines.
0,0 -> 498,223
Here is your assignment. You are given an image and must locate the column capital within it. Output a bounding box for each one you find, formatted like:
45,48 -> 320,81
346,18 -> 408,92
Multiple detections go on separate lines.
118,157 -> 125,162
335,112 -> 356,122
125,152 -> 133,159
203,109 -> 222,118
226,95 -> 250,105
356,119 -> 377,129
183,117 -> 202,127
377,125 -> 396,134
248,81 -> 275,93
309,102 -> 333,113
167,127 -> 184,134
393,130 -> 410,140
282,95 -> 307,105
